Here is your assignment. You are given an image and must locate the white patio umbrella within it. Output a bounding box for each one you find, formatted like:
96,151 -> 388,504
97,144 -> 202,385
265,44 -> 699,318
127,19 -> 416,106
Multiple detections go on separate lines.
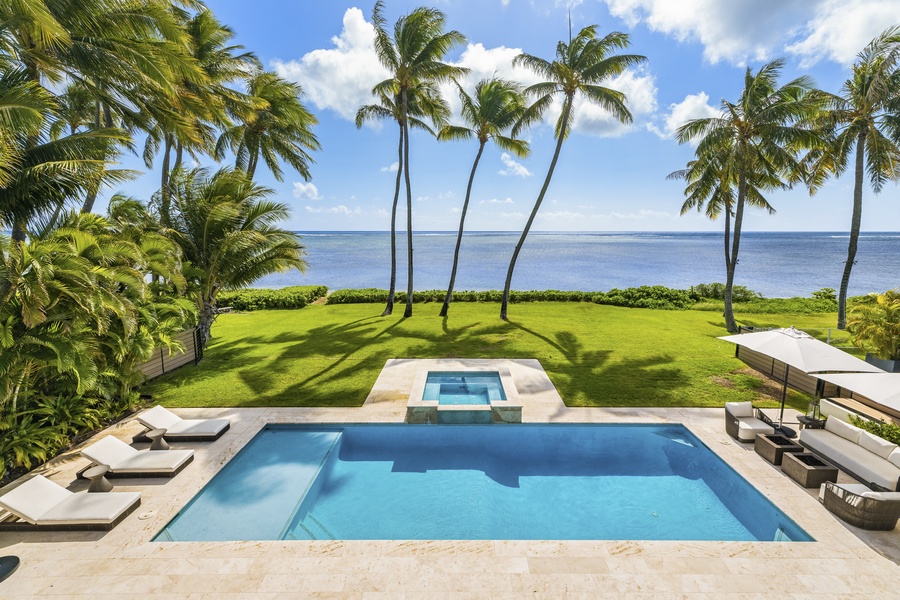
814,373 -> 900,417
718,327 -> 884,430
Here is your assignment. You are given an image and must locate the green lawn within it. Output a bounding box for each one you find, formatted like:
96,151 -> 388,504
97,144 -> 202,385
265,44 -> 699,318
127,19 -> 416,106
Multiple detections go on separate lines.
146,302 -> 847,411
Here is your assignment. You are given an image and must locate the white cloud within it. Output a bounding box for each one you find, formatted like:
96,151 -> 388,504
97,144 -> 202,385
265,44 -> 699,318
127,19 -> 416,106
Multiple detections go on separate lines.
293,182 -> 321,200
539,210 -> 585,220
648,92 -> 721,142
480,197 -> 515,204
500,211 -> 526,219
381,162 -> 399,173
501,0 -> 510,5
603,0 -> 899,67
498,153 -> 532,177
786,0 -> 900,67
273,8 -> 390,121
304,205 -> 361,216
562,69 -> 658,138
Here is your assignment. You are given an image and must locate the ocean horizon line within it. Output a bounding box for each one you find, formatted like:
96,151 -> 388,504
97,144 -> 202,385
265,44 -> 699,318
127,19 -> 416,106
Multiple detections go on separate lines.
292,230 -> 900,235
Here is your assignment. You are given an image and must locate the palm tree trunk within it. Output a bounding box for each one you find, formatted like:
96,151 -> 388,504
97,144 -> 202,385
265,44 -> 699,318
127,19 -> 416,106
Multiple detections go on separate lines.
383,125 -> 404,316
500,96 -> 573,320
246,153 -> 258,181
196,296 -> 217,350
723,173 -> 747,333
440,141 -> 485,317
402,90 -> 414,318
160,135 -> 173,227
174,142 -> 184,171
81,102 -> 114,214
838,132 -> 866,330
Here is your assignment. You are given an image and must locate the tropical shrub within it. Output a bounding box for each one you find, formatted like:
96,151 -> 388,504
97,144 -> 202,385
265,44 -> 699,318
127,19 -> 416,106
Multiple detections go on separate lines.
596,286 -> 695,310
0,413 -> 65,480
217,286 -> 327,311
691,283 -> 763,302
812,288 -> 837,302
850,416 -> 900,445
847,289 -> 900,360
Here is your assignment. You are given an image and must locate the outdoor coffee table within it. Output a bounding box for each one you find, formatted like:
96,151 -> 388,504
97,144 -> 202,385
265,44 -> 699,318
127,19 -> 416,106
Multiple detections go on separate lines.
782,452 -> 839,488
146,428 -> 170,451
754,433 -> 805,465
84,464 -> 113,493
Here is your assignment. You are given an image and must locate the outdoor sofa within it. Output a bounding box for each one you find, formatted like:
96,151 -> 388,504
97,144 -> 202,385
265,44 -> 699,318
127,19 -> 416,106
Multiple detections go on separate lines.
799,417 -> 900,491
0,475 -> 140,531
724,401 -> 776,442
820,481 -> 900,530
134,405 -> 230,442
81,436 -> 193,478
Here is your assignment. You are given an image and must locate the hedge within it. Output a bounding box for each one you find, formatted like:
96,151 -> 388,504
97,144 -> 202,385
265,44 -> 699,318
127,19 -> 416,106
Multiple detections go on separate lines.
216,285 -> 328,311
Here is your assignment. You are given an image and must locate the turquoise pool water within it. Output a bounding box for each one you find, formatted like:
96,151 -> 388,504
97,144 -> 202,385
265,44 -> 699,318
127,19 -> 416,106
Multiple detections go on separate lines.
154,424 -> 811,542
423,371 -> 506,405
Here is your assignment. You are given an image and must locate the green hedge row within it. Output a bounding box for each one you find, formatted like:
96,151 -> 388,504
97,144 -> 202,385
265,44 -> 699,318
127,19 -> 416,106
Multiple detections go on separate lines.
217,285 -> 328,311
851,416 -> 900,445
327,286 -> 694,310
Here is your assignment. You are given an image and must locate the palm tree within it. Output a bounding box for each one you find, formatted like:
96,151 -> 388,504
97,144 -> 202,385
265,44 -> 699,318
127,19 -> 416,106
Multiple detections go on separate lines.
356,82 -> 449,316
144,7 -> 259,228
500,25 -> 646,320
166,167 -> 308,348
437,78 -> 532,317
370,0 -> 466,317
215,70 -> 320,181
675,59 -> 820,332
809,28 -> 900,329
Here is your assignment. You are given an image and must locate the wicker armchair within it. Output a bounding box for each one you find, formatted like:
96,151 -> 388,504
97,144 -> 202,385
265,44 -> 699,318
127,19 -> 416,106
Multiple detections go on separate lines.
820,482 -> 900,531
725,401 -> 776,442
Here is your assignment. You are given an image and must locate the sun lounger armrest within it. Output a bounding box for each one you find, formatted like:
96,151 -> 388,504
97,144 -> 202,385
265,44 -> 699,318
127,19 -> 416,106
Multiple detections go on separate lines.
754,409 -> 775,428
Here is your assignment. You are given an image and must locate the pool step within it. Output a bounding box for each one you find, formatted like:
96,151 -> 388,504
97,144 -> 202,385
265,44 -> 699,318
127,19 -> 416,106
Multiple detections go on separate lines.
288,514 -> 335,540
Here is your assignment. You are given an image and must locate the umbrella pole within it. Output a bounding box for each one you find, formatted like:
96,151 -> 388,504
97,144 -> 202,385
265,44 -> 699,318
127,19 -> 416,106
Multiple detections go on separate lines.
779,364 -> 789,426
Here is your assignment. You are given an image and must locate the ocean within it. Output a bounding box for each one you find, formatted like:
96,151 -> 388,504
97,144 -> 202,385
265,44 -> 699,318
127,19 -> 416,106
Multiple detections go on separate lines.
254,231 -> 900,298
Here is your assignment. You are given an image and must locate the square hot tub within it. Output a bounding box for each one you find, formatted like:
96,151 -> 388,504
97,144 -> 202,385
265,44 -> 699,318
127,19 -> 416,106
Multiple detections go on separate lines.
407,367 -> 521,424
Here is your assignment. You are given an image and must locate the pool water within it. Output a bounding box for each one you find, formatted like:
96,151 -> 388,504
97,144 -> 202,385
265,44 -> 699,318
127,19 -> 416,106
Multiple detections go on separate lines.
155,424 -> 811,542
423,371 -> 506,405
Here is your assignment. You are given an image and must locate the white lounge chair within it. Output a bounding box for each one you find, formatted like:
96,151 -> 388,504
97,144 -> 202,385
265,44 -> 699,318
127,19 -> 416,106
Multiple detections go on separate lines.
135,405 -> 230,442
0,475 -> 140,531
724,401 -> 776,442
81,436 -> 193,478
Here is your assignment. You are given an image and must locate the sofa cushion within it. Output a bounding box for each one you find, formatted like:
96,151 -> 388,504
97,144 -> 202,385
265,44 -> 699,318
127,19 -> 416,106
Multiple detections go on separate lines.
825,416 -> 863,443
801,429 -> 900,491
889,448 -> 900,469
725,401 -> 753,418
736,417 -> 774,442
858,431 -> 898,460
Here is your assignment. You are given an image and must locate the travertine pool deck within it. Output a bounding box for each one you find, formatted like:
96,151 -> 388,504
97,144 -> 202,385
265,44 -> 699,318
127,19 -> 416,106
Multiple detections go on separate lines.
2,361 -> 900,598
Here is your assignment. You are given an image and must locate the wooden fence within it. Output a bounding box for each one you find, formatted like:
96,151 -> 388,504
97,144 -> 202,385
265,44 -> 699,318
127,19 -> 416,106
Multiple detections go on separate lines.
136,328 -> 202,380
735,345 -> 842,398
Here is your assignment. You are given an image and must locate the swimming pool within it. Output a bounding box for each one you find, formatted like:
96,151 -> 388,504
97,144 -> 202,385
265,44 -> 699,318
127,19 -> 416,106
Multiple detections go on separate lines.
155,424 -> 811,542
423,371 -> 507,405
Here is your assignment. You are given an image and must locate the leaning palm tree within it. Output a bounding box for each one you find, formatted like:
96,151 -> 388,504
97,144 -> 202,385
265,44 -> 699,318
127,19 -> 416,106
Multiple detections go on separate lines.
370,0 -> 466,317
500,25 -> 646,320
215,70 -> 320,182
437,78 -> 532,317
675,59 -> 821,332
166,167 -> 308,348
356,82 -> 449,316
808,28 -> 900,329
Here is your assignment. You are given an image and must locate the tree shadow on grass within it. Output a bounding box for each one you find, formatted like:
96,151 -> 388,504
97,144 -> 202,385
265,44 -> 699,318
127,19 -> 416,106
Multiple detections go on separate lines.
506,320 -> 690,409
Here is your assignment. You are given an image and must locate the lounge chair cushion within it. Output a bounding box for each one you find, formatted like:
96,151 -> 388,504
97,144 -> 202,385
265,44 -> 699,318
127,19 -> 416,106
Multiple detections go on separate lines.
81,436 -> 138,466
137,406 -> 230,439
0,475 -> 140,525
137,405 -> 182,430
38,491 -> 141,525
82,435 -> 193,474
0,475 -> 71,523
858,430 -> 898,460
736,417 -> 774,442
725,401 -> 753,418
825,417 -> 863,443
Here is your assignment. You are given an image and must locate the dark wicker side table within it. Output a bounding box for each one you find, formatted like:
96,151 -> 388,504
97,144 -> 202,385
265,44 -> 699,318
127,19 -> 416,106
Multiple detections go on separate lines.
754,433 -> 805,465
782,452 -> 838,488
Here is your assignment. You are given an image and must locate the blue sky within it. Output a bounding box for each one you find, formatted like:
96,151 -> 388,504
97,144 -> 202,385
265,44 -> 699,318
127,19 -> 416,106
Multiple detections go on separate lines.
110,0 -> 900,232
